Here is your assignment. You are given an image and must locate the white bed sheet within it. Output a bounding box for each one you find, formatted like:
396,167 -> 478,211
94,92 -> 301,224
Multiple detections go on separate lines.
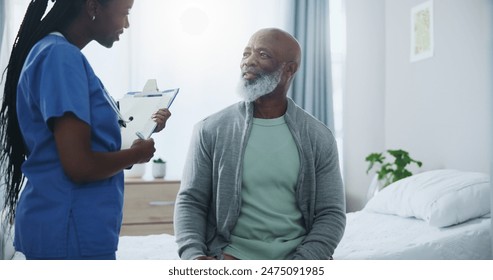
12,234 -> 179,260
117,234 -> 179,260
333,211 -> 491,260
12,211 -> 491,260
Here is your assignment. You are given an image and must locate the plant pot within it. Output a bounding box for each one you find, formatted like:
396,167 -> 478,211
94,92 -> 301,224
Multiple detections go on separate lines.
152,162 -> 166,178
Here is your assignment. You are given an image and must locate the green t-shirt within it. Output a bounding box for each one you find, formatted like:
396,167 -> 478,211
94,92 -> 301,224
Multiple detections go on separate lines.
223,116 -> 306,259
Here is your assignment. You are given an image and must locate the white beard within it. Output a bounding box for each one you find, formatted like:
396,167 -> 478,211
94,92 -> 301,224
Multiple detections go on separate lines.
236,66 -> 283,102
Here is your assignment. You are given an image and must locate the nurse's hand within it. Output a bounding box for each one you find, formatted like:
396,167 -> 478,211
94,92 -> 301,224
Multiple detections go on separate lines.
152,108 -> 171,133
130,138 -> 156,163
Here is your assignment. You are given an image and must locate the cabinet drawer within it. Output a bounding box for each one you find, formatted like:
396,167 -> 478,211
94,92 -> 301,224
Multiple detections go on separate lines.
122,180 -> 180,236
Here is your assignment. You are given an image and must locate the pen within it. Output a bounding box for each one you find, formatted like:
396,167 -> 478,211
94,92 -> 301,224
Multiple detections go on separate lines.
135,122 -> 157,140
135,131 -> 146,140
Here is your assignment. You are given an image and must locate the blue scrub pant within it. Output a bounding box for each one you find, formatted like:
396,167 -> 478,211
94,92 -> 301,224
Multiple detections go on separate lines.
25,216 -> 116,260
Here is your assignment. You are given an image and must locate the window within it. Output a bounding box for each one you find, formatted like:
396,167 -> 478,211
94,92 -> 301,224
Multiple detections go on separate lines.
330,0 -> 346,171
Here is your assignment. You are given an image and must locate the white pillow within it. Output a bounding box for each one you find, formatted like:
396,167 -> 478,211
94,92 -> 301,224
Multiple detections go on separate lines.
364,169 -> 490,227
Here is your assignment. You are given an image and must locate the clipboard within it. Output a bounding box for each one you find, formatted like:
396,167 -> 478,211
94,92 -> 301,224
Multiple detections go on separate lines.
119,79 -> 179,149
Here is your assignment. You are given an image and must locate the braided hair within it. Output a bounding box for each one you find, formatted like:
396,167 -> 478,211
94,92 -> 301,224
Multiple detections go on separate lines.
0,0 -> 109,223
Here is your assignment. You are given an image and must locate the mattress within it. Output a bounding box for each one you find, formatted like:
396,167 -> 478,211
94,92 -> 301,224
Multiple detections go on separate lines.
333,211 -> 491,260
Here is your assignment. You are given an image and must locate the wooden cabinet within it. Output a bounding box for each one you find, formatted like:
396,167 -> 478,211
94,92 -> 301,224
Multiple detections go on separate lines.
120,179 -> 180,236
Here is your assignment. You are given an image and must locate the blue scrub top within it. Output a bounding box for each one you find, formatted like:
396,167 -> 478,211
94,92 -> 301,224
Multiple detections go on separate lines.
14,34 -> 124,258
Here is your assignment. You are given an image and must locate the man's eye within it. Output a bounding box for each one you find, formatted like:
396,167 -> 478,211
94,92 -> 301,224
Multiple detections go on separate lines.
242,52 -> 250,58
260,52 -> 270,58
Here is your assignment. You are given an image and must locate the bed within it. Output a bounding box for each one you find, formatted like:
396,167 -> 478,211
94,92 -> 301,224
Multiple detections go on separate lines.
334,169 -> 492,259
8,169 -> 492,260
333,211 -> 490,259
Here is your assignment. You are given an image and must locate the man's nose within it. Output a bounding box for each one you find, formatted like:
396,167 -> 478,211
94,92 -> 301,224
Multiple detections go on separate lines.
242,54 -> 257,68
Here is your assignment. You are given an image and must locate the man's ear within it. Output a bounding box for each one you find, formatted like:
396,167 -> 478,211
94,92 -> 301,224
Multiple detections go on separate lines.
285,61 -> 299,78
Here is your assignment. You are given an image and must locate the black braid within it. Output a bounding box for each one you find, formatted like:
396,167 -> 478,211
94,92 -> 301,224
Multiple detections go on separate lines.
0,0 -> 87,223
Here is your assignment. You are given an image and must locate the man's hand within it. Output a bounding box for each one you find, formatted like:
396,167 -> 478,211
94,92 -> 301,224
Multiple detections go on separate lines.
223,253 -> 238,260
194,253 -> 238,260
195,256 -> 217,260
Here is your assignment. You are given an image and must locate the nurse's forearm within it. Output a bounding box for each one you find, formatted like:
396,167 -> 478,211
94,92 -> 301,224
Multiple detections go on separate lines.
53,113 -> 155,184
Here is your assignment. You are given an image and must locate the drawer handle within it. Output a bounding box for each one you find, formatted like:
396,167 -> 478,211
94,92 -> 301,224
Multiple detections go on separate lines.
148,201 -> 175,206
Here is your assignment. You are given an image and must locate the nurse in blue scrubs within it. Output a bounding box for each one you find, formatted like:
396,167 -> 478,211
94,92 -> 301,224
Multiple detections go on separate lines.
0,0 -> 171,260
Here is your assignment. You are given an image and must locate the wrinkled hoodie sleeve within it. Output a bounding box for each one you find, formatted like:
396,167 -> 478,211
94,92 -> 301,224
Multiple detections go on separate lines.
291,132 -> 346,259
287,105 -> 346,260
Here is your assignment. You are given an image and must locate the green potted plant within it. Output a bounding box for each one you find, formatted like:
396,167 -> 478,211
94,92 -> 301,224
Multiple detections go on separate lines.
365,149 -> 422,198
152,157 -> 166,179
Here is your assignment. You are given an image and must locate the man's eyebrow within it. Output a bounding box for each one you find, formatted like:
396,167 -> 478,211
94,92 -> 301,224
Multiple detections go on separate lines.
253,47 -> 273,53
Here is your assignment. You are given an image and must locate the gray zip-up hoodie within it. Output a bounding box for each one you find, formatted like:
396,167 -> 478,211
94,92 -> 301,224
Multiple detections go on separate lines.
174,98 -> 346,260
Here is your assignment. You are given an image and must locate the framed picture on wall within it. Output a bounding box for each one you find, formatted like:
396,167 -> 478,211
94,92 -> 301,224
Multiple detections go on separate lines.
410,0 -> 434,62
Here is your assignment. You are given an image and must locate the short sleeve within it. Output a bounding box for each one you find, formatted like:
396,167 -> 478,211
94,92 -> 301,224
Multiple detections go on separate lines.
37,44 -> 91,128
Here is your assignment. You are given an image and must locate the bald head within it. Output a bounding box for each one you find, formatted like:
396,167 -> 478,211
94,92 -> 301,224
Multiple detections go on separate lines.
249,28 -> 302,65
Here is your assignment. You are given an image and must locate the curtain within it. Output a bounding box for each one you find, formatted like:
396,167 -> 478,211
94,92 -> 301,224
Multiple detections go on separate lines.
0,0 -> 5,203
0,0 -> 5,65
0,0 -> 4,50
0,0 -> 8,260
290,0 -> 335,131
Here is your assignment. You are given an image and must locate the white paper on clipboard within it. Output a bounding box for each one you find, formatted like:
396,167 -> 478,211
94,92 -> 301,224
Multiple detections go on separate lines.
119,80 -> 179,149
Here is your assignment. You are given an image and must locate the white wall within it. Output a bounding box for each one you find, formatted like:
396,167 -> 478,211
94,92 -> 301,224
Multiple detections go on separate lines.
344,0 -> 386,212
386,0 -> 492,174
344,0 -> 492,212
